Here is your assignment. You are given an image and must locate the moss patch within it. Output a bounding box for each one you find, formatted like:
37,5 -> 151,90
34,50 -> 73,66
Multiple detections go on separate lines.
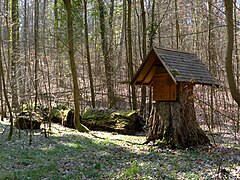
81,109 -> 144,134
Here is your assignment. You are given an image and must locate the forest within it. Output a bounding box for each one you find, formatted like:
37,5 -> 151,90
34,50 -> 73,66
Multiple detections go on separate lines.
0,0 -> 240,179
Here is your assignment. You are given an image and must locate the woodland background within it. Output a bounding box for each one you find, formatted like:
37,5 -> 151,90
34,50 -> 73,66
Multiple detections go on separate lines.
0,0 -> 239,135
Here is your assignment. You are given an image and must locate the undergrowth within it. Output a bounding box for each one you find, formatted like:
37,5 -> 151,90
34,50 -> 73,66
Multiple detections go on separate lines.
0,121 -> 239,179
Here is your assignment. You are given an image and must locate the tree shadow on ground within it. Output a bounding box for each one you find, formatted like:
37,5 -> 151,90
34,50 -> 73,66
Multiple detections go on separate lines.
0,122 -> 239,179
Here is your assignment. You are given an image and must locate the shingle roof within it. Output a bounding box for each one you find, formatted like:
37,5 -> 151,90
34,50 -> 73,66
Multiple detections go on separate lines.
132,47 -> 219,86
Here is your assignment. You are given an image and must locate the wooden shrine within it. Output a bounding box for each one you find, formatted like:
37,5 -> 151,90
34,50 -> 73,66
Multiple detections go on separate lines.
132,47 -> 218,101
131,47 -> 218,147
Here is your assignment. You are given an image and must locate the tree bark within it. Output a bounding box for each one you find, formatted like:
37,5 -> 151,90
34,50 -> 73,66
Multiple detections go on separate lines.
123,0 -> 132,108
175,0 -> 180,49
148,0 -> 156,118
54,0 -> 60,88
34,0 -> 39,111
127,0 -> 137,110
208,0 -> 216,129
140,0 -> 146,117
0,66 -> 3,121
146,83 -> 210,148
149,0 -> 156,47
0,24 -> 14,141
63,0 -> 89,132
11,0 -> 20,111
4,0 -> 11,83
224,0 -> 240,106
23,0 -> 28,102
0,0 -> 3,121
234,0 -> 240,132
97,0 -> 116,108
83,0 -> 95,108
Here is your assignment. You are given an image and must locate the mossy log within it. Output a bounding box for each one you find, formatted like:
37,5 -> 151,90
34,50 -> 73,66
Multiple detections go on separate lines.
79,109 -> 144,134
65,109 -> 75,128
146,83 -> 210,148
15,114 -> 42,130
64,109 -> 89,132
49,106 -> 70,124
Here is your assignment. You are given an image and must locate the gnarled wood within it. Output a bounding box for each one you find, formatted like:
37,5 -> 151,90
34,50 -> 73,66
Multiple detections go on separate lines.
146,83 -> 210,147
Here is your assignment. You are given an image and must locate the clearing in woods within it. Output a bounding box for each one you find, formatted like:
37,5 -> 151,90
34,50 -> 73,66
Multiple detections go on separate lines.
0,120 -> 239,179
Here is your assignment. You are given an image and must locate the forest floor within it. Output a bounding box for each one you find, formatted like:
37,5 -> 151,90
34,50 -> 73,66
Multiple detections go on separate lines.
0,119 -> 240,179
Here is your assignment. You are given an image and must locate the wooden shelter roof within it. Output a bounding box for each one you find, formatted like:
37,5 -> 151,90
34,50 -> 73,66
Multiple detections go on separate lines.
132,47 -> 218,86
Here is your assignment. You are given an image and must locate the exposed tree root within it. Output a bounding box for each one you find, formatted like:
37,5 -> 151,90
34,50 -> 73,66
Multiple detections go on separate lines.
146,83 -> 210,148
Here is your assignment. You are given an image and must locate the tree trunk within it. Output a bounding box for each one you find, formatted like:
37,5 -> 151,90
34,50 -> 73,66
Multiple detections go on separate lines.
63,0 -> 89,132
34,0 -> 39,111
234,0 -> 240,132
23,0 -> 28,102
0,67 -> 3,121
122,0 -> 132,109
149,0 -> 156,47
208,0 -> 216,129
127,0 -> 137,110
224,0 -> 240,106
11,0 -> 20,111
0,0 -> 3,121
4,0 -> 11,83
140,0 -> 147,117
97,0 -> 116,108
146,83 -> 210,148
148,0 -> 156,118
0,25 -> 14,141
83,0 -> 95,108
54,0 -> 60,88
175,0 -> 180,49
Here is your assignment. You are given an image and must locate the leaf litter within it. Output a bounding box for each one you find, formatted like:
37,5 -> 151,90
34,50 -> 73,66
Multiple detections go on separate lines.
0,119 -> 239,179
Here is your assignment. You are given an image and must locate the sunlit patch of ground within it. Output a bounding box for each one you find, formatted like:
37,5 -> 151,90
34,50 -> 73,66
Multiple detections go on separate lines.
0,119 -> 239,179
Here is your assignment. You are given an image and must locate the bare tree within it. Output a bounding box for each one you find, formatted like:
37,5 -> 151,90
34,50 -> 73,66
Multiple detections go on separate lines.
34,0 -> 39,111
97,0 -> 116,108
11,0 -> 20,111
63,0 -> 89,132
83,0 -> 95,108
0,22 -> 13,141
127,0 -> 137,110
22,0 -> 28,102
174,0 -> 180,49
234,0 -> 240,132
224,0 -> 240,106
208,0 -> 216,129
140,0 -> 147,116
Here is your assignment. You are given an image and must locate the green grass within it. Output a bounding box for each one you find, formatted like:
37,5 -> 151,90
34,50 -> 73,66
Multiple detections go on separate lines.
0,122 -> 239,179
121,160 -> 141,179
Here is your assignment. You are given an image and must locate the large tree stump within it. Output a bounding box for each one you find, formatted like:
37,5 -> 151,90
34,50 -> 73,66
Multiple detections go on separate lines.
146,83 -> 210,147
